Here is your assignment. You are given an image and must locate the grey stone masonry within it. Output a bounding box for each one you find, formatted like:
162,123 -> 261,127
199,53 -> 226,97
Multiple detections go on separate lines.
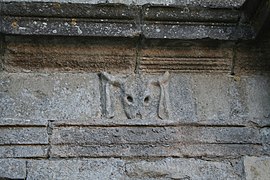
0,0 -> 270,179
25,158 -> 242,179
0,159 -> 26,179
0,72 -> 101,121
244,156 -> 270,180
0,1 -> 255,40
2,72 -> 269,125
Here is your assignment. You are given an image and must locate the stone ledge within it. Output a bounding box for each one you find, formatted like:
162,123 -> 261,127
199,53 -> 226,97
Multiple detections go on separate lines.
0,1 -> 255,40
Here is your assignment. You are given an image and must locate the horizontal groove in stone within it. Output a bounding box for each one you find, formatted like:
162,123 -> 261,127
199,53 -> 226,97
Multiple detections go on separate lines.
140,57 -> 231,72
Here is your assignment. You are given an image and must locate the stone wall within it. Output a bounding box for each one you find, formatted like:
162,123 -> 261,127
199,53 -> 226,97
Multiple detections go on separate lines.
0,0 -> 270,179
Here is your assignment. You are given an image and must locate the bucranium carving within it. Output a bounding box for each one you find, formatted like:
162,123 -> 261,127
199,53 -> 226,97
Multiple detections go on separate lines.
99,72 -> 170,119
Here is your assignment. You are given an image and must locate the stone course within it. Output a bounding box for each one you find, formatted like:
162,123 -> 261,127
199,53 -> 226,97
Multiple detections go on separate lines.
0,0 -> 270,179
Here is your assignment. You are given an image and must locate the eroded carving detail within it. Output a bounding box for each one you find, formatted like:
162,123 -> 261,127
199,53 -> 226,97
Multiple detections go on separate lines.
99,72 -> 170,119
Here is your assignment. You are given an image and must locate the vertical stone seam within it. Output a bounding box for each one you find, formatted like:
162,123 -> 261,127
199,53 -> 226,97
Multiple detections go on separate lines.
25,160 -> 29,180
46,120 -> 54,159
134,6 -> 144,74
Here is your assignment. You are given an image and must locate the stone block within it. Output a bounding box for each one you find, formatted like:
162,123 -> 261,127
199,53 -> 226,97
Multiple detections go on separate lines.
140,40 -> 234,73
125,158 -> 242,179
0,72 -> 101,121
51,144 -> 261,158
191,74 -> 248,125
0,0 -> 246,7
0,118 -> 47,126
245,75 -> 270,121
0,159 -> 26,179
27,159 -> 125,179
244,156 -> 270,180
0,127 -> 48,145
4,36 -> 137,73
0,145 -> 49,158
51,126 -> 260,145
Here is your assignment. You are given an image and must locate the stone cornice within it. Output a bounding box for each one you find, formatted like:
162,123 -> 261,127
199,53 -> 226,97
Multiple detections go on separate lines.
0,1 -> 263,40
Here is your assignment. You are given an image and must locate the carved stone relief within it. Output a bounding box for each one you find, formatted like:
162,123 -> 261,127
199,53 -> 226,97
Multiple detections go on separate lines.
99,72 -> 171,119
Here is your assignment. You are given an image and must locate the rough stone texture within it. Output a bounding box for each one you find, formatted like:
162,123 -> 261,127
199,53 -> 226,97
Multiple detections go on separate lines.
0,118 -> 47,126
245,75 -> 270,122
0,159 -> 26,179
261,128 -> 270,155
234,31 -> 270,75
51,144 -> 261,158
0,1 -> 270,179
140,40 -> 234,73
244,156 -> 270,180
191,74 -> 248,125
2,72 -> 269,125
27,159 -> 125,180
3,36 -> 137,73
0,145 -> 49,158
125,158 -> 242,179
0,0 -> 247,7
0,1 -> 255,40
52,126 -> 260,145
0,127 -> 48,145
0,72 -> 101,121
25,158 -> 243,179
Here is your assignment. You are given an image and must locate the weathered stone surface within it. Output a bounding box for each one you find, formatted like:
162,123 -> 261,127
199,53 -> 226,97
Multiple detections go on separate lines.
234,35 -> 270,74
26,157 -> 245,179
261,128 -> 270,144
0,72 -> 101,121
4,36 -> 137,73
51,144 -> 261,158
27,159 -> 125,179
0,0 -> 246,8
191,74 -> 249,125
125,158 -> 242,179
51,126 -> 260,145
0,127 -> 48,144
1,3 -> 140,37
244,156 -> 270,180
0,118 -> 47,126
0,1 -> 256,40
0,159 -> 26,179
97,73 -> 250,125
245,75 -> 270,121
0,145 -> 49,158
261,128 -> 270,155
140,40 -> 234,73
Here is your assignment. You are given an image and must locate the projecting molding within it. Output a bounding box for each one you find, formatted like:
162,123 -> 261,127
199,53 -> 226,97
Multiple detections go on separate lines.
0,0 -> 268,40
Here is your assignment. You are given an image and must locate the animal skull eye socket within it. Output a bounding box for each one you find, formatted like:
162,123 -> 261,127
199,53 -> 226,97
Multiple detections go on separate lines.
144,96 -> 150,104
126,95 -> 133,103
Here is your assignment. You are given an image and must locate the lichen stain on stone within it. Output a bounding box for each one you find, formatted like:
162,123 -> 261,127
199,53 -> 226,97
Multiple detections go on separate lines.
71,19 -> 77,26
11,20 -> 18,29
53,2 -> 61,9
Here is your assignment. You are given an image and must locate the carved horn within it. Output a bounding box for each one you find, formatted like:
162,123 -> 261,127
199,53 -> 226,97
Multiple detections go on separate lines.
100,72 -> 122,119
158,71 -> 170,119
